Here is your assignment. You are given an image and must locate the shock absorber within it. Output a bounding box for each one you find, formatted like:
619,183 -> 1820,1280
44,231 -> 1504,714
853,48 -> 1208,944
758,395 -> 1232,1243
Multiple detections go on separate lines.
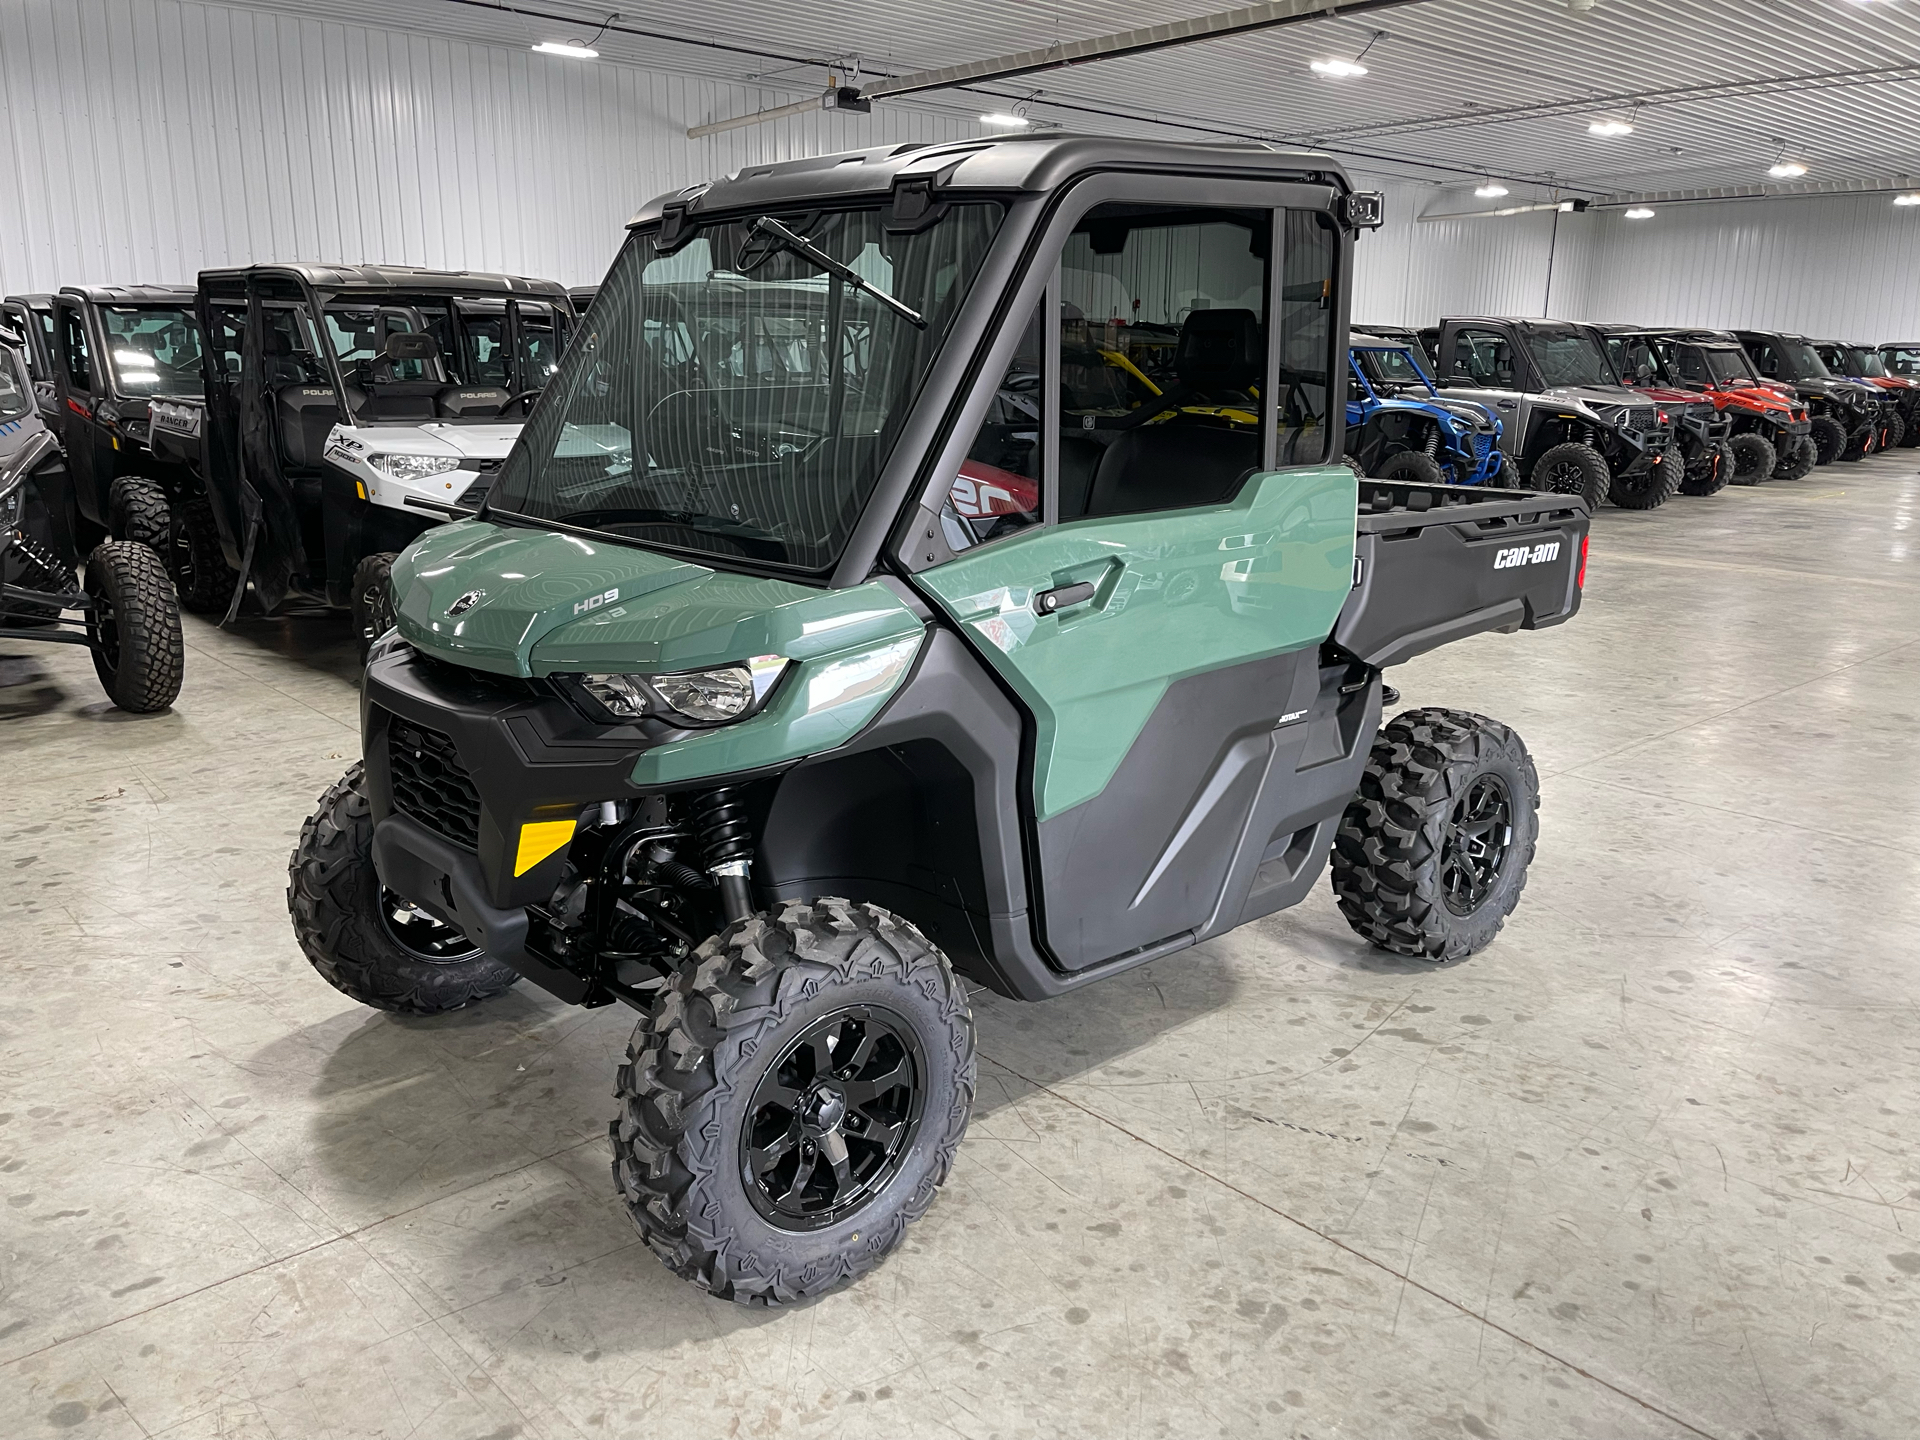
692,787 -> 755,922
8,529 -> 73,594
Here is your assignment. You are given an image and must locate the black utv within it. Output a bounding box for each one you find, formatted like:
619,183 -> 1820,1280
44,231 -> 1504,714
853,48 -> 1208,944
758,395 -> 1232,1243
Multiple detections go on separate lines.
1,327 -> 183,711
12,286 -> 237,612
287,136 -> 1589,1307
1732,329 -> 1886,464
1429,317 -> 1678,511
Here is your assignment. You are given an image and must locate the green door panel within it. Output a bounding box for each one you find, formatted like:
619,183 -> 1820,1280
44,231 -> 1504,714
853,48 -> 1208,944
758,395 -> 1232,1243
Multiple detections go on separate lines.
916,465 -> 1357,821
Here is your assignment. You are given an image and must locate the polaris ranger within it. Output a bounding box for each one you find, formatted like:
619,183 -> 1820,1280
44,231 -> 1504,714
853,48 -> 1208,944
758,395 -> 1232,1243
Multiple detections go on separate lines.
145,265 -> 573,650
287,137 -> 1589,1307
1430,317 -> 1676,510
1634,329 -> 1814,481
1812,340 -> 1919,450
1,327 -> 184,712
1733,329 -> 1885,464
1582,325 -> 1733,493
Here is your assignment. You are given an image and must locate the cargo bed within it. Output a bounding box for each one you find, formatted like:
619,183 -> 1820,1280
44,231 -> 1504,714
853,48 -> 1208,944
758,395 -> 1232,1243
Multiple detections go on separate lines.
1333,478 -> 1588,668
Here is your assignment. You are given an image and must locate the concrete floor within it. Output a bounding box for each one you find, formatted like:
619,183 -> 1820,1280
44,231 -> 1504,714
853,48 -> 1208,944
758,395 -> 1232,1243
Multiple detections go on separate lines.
3,454 -> 1919,1440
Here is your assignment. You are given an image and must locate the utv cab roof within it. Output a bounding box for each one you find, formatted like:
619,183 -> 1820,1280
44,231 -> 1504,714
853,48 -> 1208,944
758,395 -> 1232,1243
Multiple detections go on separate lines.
195,263 -> 569,301
628,134 -> 1352,228
4,292 -> 55,308
59,284 -> 196,305
1349,331 -> 1420,349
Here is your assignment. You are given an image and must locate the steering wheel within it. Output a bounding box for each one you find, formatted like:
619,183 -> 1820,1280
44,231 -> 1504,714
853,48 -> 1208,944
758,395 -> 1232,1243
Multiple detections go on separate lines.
501,389 -> 541,416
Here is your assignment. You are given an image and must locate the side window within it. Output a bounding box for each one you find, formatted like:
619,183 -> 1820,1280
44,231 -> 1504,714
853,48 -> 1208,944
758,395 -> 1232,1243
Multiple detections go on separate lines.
1276,209 -> 1335,465
1888,348 -> 1920,377
943,302 -> 1042,552
1672,346 -> 1708,385
60,308 -> 92,391
1455,328 -> 1516,387
1059,202 -> 1271,519
210,306 -> 245,378
1748,341 -> 1779,378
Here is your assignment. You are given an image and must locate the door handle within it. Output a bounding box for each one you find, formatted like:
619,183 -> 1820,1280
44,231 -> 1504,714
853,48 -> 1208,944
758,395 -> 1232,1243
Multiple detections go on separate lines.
1034,580 -> 1097,615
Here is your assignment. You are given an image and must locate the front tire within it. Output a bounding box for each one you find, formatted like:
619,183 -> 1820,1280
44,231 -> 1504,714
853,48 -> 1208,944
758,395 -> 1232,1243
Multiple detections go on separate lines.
1530,441 -> 1610,512
1727,432 -> 1775,485
1607,456 -> 1681,510
611,899 -> 975,1306
1330,708 -> 1540,962
1880,413 -> 1906,452
1680,439 -> 1734,496
172,489 -> 239,614
1773,434 -> 1817,481
351,551 -> 399,659
108,476 -> 170,553
287,764 -> 522,1014
1376,449 -> 1447,486
1808,415 -> 1847,466
82,541 -> 183,713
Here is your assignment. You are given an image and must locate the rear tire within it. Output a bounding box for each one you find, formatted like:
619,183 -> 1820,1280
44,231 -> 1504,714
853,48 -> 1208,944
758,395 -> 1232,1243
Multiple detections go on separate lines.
351,552 -> 399,659
1841,424 -> 1876,461
1727,432 -> 1776,486
287,764 -> 522,1014
107,476 -> 170,553
1881,413 -> 1906,451
172,488 -> 239,615
1330,708 -> 1540,962
1808,415 -> 1847,465
1530,441 -> 1610,512
610,899 -> 975,1306
1902,410 -> 1920,447
1376,449 -> 1447,486
82,541 -> 183,713
1607,456 -> 1682,510
1773,434 -> 1817,481
1680,439 -> 1734,496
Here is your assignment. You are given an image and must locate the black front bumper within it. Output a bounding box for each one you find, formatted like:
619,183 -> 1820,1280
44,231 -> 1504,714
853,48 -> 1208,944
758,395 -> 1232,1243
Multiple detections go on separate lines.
362,646 -> 660,913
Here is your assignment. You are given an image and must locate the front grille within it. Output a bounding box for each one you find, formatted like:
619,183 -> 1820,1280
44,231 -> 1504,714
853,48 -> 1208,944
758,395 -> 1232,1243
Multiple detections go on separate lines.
1627,406 -> 1657,430
1472,434 -> 1493,461
388,719 -> 482,850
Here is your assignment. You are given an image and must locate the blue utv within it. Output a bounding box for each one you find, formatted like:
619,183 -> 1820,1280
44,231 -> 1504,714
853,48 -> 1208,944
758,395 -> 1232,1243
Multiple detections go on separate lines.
1346,332 -> 1505,485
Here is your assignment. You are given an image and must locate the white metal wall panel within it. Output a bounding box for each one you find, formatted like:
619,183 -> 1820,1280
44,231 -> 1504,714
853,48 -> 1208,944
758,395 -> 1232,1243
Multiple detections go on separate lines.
0,0 -> 977,293
1573,195 -> 1920,341
1348,179 -> 1573,328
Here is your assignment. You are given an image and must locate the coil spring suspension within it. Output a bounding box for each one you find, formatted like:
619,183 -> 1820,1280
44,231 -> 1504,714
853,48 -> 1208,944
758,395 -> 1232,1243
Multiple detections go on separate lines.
692,787 -> 755,922
7,529 -> 74,594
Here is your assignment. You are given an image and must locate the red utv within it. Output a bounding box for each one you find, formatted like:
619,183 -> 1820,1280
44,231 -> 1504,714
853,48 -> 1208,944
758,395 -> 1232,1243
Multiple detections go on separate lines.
1583,324 -> 1733,494
1813,341 -> 1920,450
1632,330 -> 1815,482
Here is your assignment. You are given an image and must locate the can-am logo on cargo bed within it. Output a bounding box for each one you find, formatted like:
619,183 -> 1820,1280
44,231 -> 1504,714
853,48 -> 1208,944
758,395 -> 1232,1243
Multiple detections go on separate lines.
1493,541 -> 1561,570
573,588 -> 618,616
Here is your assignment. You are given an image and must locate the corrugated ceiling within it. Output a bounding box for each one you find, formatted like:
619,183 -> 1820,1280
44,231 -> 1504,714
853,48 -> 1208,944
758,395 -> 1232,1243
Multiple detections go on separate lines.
227,0 -> 1920,196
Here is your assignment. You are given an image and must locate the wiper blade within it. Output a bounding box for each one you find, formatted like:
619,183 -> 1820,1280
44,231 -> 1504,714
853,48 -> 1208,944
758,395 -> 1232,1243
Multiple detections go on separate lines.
750,216 -> 927,330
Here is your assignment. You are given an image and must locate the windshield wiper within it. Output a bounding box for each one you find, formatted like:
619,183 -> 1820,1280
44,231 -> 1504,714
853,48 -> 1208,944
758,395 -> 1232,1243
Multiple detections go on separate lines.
749,217 -> 927,330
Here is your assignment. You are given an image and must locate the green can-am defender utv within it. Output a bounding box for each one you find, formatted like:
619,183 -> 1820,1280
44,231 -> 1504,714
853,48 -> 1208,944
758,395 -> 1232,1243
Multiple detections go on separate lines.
289,138 -> 1590,1306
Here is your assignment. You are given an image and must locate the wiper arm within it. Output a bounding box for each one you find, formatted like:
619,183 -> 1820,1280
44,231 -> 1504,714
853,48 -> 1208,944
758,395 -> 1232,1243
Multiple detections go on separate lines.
750,216 -> 927,330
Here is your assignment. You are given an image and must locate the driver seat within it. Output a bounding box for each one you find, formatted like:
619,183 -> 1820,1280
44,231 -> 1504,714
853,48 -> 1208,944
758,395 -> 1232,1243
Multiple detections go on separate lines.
364,332 -> 448,420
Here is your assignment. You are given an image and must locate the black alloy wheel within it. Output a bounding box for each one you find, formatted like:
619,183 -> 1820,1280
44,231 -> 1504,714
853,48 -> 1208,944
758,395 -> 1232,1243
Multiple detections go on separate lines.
1439,774 -> 1515,916
377,889 -> 483,963
741,1005 -> 925,1231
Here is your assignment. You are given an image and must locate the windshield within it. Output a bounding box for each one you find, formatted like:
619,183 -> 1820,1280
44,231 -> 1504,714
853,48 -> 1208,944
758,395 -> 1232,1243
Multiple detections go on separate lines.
490,202 -> 1004,573
440,301 -> 568,391
0,346 -> 29,421
1848,347 -> 1888,378
1885,347 -> 1920,378
1700,347 -> 1754,385
1525,329 -> 1617,388
1357,345 -> 1433,391
1782,341 -> 1830,379
1609,337 -> 1667,387
102,305 -> 204,395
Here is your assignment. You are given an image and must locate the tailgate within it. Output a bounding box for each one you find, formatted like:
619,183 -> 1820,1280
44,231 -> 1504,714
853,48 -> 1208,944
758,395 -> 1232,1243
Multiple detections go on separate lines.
1333,480 -> 1588,668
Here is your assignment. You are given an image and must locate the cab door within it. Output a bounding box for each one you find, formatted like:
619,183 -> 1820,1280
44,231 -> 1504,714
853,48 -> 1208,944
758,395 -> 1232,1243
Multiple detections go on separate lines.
1439,324 -> 1524,455
914,199 -> 1357,972
49,295 -> 113,524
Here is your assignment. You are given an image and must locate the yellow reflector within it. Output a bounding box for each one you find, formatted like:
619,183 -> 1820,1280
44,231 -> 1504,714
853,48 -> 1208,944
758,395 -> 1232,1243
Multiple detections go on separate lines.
514,818 -> 576,876
355,480 -> 367,499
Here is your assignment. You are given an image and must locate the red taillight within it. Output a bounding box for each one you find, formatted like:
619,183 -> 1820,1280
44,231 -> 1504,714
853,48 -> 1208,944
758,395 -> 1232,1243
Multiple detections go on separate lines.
1577,534 -> 1589,590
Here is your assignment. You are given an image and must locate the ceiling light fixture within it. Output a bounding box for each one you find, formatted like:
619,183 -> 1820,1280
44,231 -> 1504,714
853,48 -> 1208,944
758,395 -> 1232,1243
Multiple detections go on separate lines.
1768,159 -> 1808,178
532,40 -> 599,59
1311,29 -> 1386,80
1895,193 -> 1920,206
980,111 -> 1032,128
1475,180 -> 1510,198
1588,118 -> 1634,137
1624,206 -> 1655,219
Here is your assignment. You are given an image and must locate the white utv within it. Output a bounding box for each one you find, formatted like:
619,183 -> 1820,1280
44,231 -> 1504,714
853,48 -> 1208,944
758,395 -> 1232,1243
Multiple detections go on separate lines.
144,266 -> 575,652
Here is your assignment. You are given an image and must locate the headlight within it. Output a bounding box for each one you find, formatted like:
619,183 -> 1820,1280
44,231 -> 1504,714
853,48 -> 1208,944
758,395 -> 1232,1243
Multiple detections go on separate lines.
369,453 -> 462,483
580,654 -> 786,724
